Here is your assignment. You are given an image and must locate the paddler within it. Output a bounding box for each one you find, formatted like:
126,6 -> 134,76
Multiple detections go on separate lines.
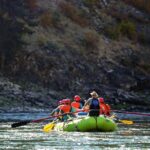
99,97 -> 111,116
58,99 -> 76,121
82,91 -> 100,116
71,95 -> 83,111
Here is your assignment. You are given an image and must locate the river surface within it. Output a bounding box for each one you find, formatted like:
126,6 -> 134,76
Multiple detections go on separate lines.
0,113 -> 150,150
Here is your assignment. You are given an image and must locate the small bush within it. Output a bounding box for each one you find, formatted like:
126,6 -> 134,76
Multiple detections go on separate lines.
119,21 -> 137,40
82,31 -> 99,50
40,11 -> 53,28
105,20 -> 137,40
59,2 -> 88,27
36,34 -> 49,47
40,11 -> 60,29
105,26 -> 120,40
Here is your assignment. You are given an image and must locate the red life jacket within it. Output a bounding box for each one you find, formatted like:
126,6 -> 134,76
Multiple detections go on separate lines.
58,104 -> 71,113
71,101 -> 81,110
100,103 -> 111,116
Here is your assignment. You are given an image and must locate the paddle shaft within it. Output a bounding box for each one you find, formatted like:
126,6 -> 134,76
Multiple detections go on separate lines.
112,110 -> 150,117
31,110 -> 82,123
11,114 -> 59,128
11,110 -> 83,128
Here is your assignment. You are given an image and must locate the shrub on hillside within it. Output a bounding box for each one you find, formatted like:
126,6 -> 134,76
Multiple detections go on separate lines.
105,20 -> 137,40
119,21 -> 137,40
105,26 -> 120,40
36,34 -> 49,47
40,11 -> 60,29
40,11 -> 52,28
82,31 -> 99,50
59,2 -> 88,27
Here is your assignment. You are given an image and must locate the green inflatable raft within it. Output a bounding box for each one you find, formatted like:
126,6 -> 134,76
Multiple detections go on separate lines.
53,115 -> 117,132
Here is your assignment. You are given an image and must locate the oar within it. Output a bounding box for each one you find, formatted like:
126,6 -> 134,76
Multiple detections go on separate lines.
110,114 -> 134,125
112,110 -> 150,117
11,110 -> 84,128
118,119 -> 133,125
11,113 -> 67,128
43,121 -> 56,132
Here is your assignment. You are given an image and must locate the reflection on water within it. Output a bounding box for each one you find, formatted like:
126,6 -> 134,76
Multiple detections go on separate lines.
0,113 -> 150,150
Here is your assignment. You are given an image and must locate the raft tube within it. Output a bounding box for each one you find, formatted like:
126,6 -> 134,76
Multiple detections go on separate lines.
53,115 -> 117,132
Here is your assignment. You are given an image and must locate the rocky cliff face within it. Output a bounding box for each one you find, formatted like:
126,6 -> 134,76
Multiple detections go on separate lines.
0,0 -> 150,112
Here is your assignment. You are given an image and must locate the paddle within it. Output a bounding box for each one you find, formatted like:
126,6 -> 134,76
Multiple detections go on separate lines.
118,119 -> 133,125
11,113 -> 68,128
11,109 -> 83,128
110,114 -> 134,125
43,121 -> 57,132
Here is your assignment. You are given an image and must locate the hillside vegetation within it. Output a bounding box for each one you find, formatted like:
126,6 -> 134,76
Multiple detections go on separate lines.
0,0 -> 150,112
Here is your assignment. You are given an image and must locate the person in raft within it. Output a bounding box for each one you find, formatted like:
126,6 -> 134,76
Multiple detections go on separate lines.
99,97 -> 111,116
50,100 -> 65,116
51,99 -> 76,121
83,91 -> 100,116
71,95 -> 83,111
58,99 -> 76,121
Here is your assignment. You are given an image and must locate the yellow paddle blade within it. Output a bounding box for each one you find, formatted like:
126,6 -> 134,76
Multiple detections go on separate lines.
110,115 -> 133,125
43,122 -> 55,132
119,120 -> 134,125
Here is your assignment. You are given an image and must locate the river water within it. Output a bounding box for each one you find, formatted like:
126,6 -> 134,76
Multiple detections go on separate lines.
0,113 -> 150,150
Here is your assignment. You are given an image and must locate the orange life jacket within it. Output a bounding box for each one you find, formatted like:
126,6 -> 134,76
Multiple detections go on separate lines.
100,103 -> 111,116
58,104 -> 71,113
71,101 -> 81,110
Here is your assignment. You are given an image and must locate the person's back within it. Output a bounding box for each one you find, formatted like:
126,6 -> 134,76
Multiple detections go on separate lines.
89,97 -> 100,116
83,91 -> 100,117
